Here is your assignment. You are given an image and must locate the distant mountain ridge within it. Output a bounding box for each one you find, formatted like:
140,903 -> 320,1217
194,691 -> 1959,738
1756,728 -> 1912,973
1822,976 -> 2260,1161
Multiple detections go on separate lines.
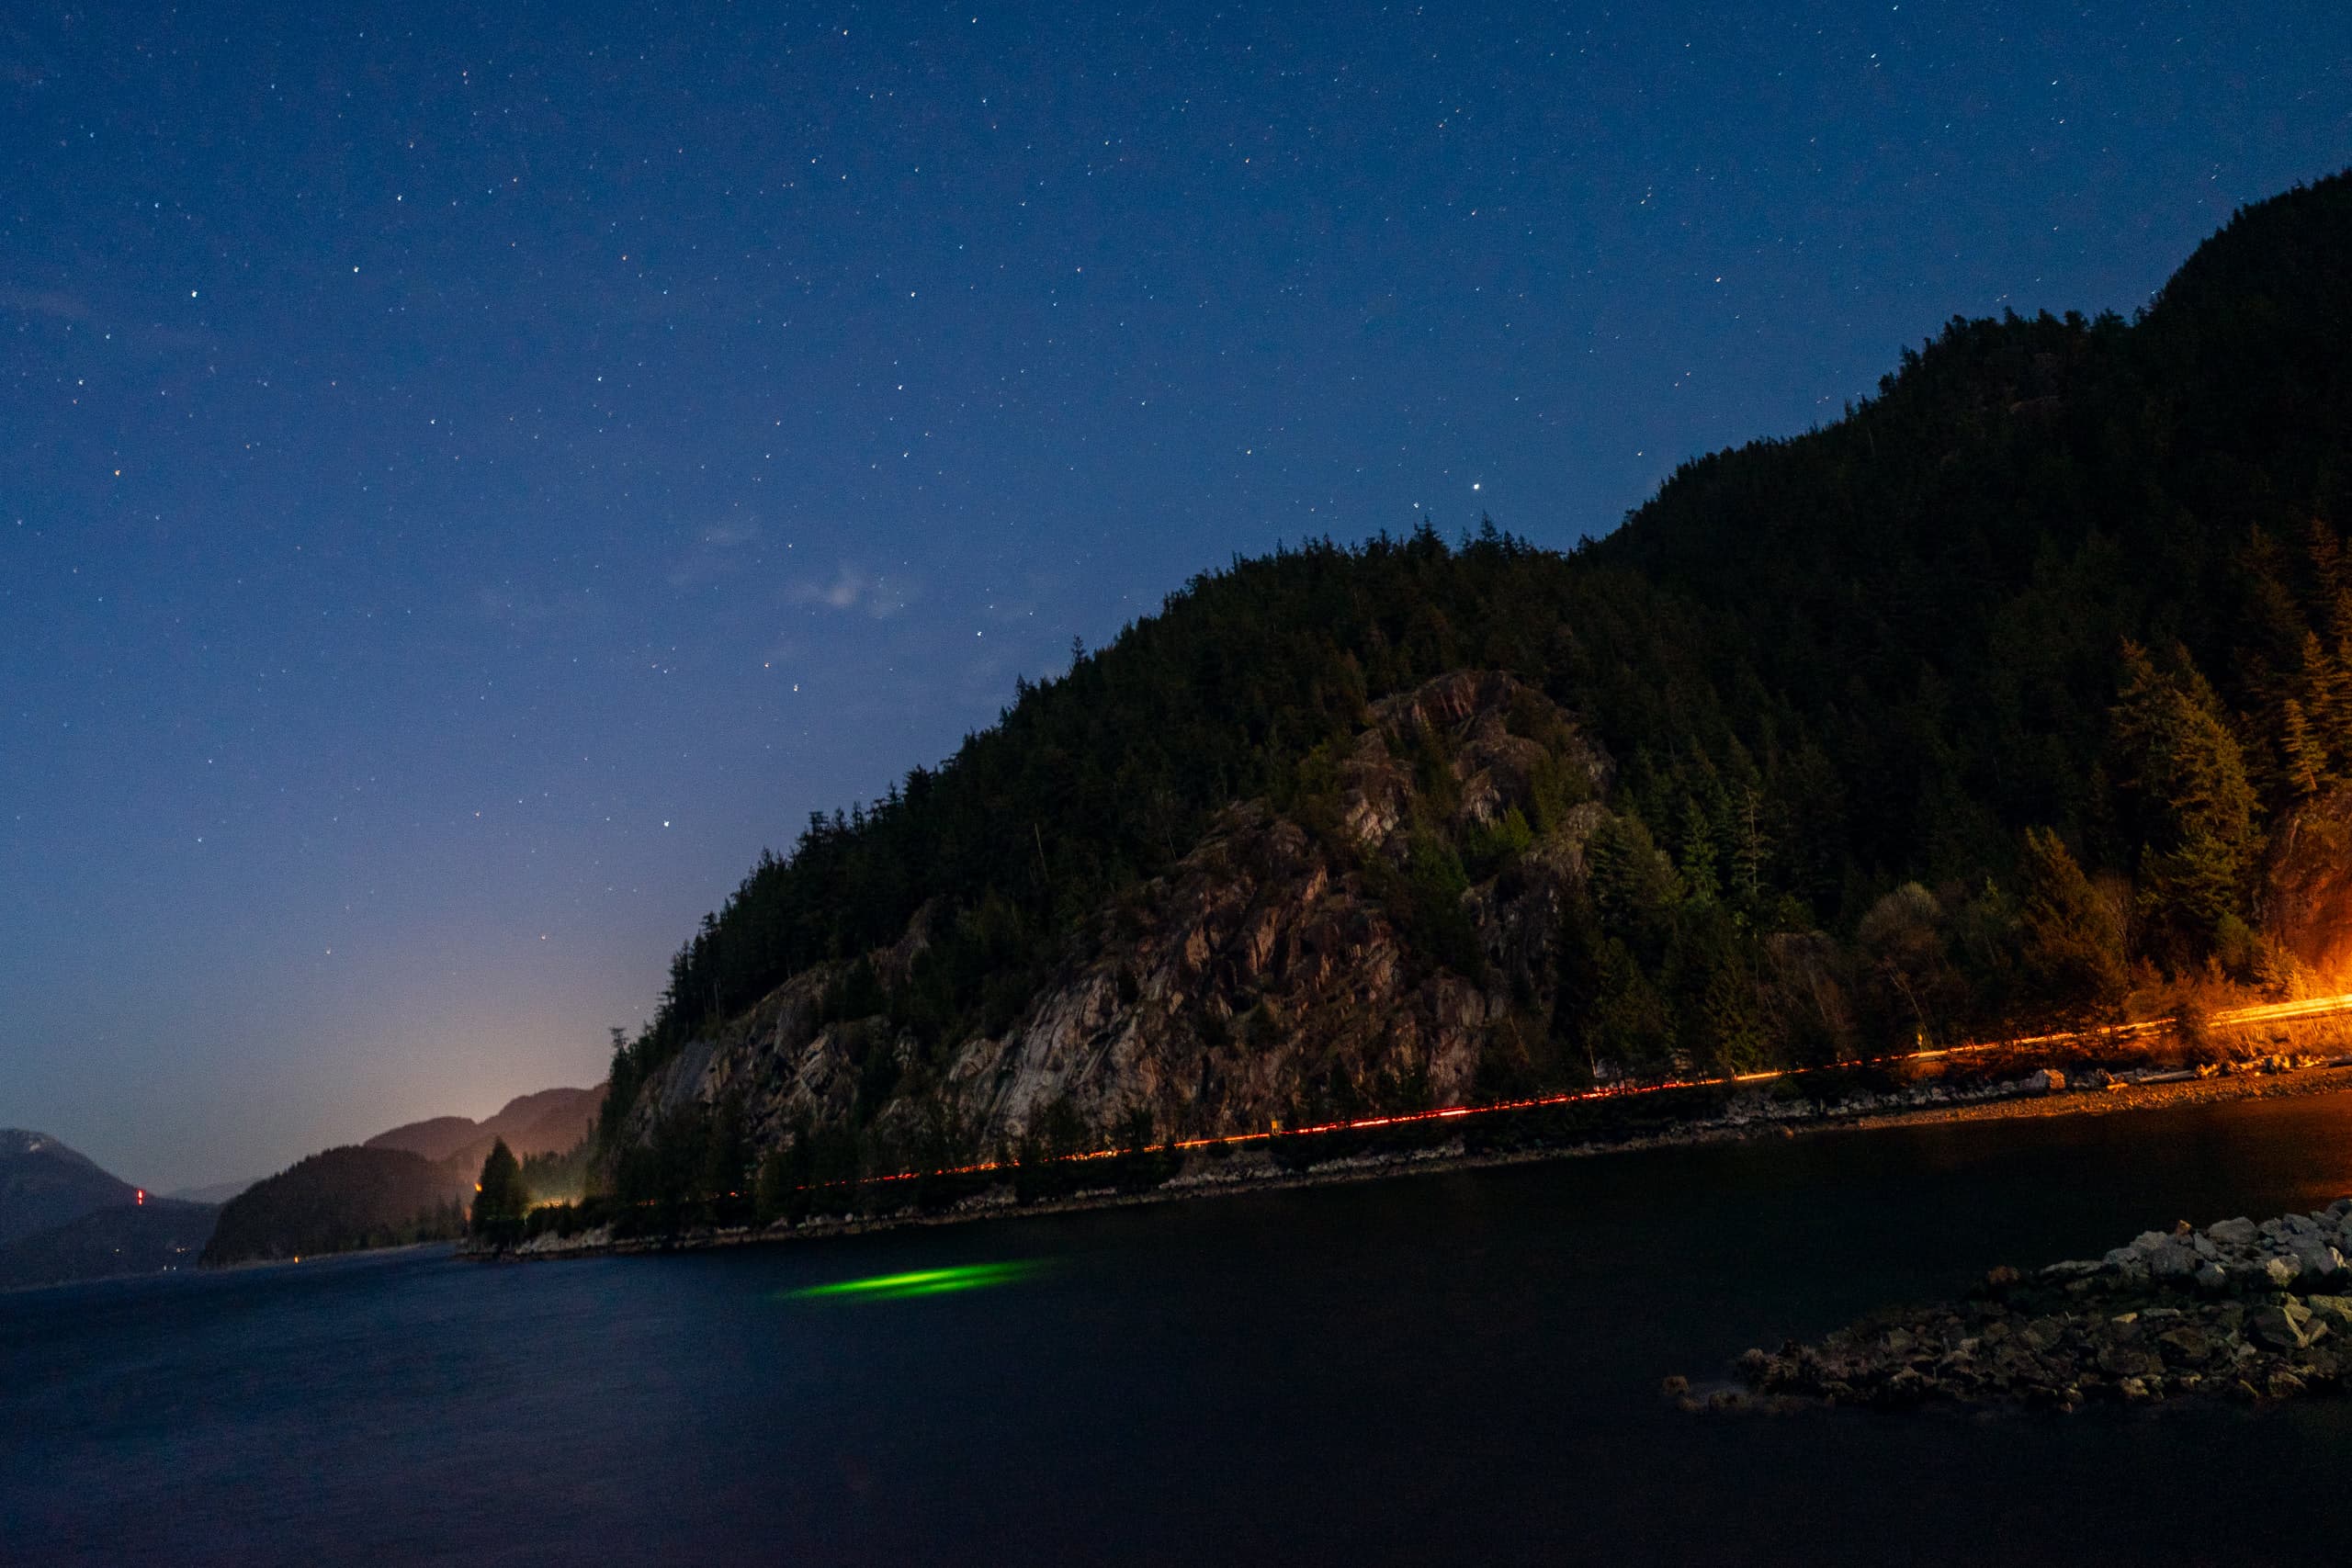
0,1128 -> 137,1247
204,1084 -> 605,1267
0,1085 -> 605,1283
0,1131 -> 220,1290
367,1085 -> 602,1173
167,1178 -> 257,1206
0,1199 -> 219,1292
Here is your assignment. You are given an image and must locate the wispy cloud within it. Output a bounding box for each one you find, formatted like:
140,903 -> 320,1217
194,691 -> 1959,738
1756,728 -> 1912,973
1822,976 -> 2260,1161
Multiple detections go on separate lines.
786,564 -> 912,620
668,520 -> 763,588
471,584 -> 603,629
0,286 -> 87,321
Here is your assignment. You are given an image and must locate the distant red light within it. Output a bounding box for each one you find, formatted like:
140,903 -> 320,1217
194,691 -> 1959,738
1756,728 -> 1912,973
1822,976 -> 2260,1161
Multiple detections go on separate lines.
135,1189 -> 145,1205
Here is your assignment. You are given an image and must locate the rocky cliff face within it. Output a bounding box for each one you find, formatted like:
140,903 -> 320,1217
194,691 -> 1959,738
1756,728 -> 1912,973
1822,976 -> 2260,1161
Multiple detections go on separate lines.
621,672 -> 1613,1161
2259,783 -> 2352,984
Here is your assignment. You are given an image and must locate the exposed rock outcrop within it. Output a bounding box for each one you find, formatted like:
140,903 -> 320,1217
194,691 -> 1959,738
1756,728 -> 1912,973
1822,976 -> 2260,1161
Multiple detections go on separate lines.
621,672 -> 1614,1160
2260,783 -> 2352,981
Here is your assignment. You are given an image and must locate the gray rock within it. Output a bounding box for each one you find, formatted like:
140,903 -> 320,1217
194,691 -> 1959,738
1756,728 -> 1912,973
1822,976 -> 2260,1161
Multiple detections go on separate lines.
2210,1217 -> 2260,1247
2195,1263 -> 2230,1291
2155,1325 -> 2211,1363
2266,1255 -> 2303,1288
2249,1306 -> 2306,1351
2290,1237 -> 2342,1279
2148,1242 -> 2201,1280
2304,1293 -> 2352,1327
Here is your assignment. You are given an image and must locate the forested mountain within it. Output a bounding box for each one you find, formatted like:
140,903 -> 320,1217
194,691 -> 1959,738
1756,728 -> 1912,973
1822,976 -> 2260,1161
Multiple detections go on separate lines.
201,1088 -> 602,1266
0,1133 -> 219,1289
0,1200 -> 218,1291
595,173 -> 2352,1208
201,1146 -> 469,1266
0,1130 -> 137,1248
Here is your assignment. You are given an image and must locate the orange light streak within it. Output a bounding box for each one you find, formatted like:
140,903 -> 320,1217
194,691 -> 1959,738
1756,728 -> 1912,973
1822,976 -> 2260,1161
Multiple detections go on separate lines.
779,991 -> 2352,1196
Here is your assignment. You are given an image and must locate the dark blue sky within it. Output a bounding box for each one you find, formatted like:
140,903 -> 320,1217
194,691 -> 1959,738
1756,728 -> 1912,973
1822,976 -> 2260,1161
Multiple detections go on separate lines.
5,2 -> 2346,1190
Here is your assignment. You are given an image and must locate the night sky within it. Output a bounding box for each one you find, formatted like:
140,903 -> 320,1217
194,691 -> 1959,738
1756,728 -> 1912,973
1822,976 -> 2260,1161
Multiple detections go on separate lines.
5,4 -> 2346,1191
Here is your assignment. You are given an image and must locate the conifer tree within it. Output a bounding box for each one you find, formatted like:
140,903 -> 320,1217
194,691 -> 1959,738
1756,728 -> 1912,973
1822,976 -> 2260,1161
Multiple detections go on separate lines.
2299,630 -> 2352,768
2013,827 -> 2129,1021
472,1138 -> 528,1238
2109,642 -> 2262,953
2280,698 -> 2324,798
1676,795 -> 1721,906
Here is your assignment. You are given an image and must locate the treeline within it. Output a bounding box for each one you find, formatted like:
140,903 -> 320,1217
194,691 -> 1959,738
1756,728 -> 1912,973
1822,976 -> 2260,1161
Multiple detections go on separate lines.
535,1089 -> 1179,1240
594,172 -> 2352,1168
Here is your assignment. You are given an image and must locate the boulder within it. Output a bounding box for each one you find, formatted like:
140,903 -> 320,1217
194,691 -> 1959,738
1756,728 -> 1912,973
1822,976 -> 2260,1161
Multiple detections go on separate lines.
2303,1294 -> 2352,1334
2096,1343 -> 2159,1379
2155,1325 -> 2212,1365
2209,1217 -> 2261,1247
2290,1237 -> 2342,1279
2249,1306 -> 2309,1352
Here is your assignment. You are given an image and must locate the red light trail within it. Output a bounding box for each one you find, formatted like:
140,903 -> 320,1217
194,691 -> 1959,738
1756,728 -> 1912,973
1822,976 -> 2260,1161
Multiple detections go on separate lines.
834,989 -> 2352,1192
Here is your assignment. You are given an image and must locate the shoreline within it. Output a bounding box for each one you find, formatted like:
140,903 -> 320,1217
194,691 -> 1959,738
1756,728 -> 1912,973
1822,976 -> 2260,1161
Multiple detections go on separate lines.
486,1058 -> 2352,1263
1695,1193 -> 2352,1414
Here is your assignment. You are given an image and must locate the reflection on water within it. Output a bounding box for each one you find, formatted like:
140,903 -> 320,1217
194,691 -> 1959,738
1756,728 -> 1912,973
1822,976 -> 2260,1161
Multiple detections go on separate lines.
9,1087 -> 2352,1566
782,1259 -> 1041,1302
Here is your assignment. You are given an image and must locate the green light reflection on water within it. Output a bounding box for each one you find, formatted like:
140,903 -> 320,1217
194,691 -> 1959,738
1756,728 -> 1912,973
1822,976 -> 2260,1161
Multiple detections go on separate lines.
780,1260 -> 1039,1303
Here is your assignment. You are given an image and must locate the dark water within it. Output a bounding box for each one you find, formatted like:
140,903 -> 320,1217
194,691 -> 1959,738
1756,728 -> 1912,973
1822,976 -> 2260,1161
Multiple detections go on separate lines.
11,1090 -> 2352,1566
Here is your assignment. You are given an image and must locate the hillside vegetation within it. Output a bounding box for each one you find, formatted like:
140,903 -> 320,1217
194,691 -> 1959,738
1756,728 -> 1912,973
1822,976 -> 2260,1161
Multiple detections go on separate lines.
202,1146 -> 469,1266
594,173 -> 2352,1215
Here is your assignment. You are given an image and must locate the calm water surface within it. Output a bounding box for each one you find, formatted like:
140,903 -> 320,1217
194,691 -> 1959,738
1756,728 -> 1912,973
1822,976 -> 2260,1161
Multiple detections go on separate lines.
10,1089 -> 2352,1565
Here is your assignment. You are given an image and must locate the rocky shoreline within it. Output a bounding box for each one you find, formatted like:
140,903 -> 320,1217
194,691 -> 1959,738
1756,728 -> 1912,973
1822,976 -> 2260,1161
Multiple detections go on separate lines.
1682,1200 -> 2352,1415
478,1056 -> 2352,1264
